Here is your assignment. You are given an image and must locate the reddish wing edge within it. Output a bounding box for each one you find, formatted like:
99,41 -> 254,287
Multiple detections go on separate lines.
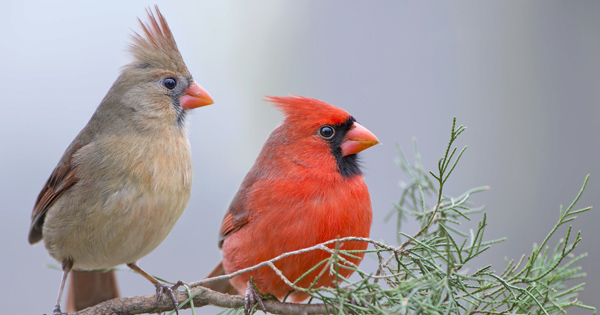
218,213 -> 237,247
217,172 -> 260,248
28,144 -> 81,244
218,204 -> 250,249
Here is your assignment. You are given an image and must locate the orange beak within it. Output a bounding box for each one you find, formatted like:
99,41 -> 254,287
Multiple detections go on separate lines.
340,122 -> 379,157
180,82 -> 214,109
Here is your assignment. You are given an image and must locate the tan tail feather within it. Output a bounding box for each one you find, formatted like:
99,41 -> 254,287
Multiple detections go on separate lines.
203,262 -> 239,295
65,270 -> 120,312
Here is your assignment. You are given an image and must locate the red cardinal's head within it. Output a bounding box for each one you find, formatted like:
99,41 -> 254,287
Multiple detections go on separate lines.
264,95 -> 379,177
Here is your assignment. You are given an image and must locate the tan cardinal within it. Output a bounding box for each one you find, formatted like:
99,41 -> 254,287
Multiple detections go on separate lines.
28,6 -> 213,315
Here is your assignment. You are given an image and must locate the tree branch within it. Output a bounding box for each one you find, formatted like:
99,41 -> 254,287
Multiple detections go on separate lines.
73,288 -> 332,315
72,236 -> 393,315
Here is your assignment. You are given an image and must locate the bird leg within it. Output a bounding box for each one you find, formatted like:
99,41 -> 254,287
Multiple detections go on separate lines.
53,259 -> 73,315
127,262 -> 185,315
244,280 -> 266,315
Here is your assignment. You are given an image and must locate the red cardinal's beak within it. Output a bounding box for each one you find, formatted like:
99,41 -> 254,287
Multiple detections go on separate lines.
341,122 -> 379,157
180,82 -> 214,109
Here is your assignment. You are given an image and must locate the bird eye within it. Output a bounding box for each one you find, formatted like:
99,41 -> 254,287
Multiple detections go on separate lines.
318,125 -> 335,139
163,77 -> 177,90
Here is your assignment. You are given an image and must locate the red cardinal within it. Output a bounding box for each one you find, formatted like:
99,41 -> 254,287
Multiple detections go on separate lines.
28,6 -> 213,315
206,96 -> 378,308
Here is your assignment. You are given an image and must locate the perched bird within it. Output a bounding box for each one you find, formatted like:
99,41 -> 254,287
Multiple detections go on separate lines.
28,6 -> 213,315
205,96 -> 378,310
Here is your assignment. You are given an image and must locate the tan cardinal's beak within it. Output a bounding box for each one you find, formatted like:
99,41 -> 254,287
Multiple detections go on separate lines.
180,82 -> 214,109
341,122 -> 379,157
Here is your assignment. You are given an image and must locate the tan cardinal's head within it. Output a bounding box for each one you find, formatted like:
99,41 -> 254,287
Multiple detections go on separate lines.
97,6 -> 213,131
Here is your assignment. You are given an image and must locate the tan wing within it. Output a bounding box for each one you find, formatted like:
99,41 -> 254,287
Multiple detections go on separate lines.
28,143 -> 81,244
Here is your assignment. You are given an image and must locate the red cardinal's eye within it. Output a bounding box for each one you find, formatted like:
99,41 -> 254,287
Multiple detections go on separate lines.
163,77 -> 177,90
319,126 -> 335,139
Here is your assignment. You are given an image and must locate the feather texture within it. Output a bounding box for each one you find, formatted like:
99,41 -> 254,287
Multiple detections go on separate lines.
29,6 -> 212,313
128,5 -> 189,76
213,96 -> 376,302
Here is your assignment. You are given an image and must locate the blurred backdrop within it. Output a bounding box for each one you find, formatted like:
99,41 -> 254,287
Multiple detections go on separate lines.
2,1 -> 599,314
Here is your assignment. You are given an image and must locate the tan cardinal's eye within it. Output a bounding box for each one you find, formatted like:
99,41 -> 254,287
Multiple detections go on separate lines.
163,77 -> 177,90
318,126 -> 335,139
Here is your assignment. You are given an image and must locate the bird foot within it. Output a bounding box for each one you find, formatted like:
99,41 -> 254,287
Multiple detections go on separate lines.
244,283 -> 266,315
155,280 -> 185,315
52,304 -> 68,315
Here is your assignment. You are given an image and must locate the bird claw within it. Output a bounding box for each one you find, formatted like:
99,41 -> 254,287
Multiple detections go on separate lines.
52,305 -> 68,315
155,280 -> 185,315
244,283 -> 266,315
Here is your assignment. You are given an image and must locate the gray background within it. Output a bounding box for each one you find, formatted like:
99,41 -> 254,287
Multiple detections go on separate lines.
2,1 -> 599,314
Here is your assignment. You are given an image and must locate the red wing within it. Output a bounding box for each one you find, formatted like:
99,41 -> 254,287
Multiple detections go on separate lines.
218,213 -> 237,244
217,172 -> 259,248
28,143 -> 81,244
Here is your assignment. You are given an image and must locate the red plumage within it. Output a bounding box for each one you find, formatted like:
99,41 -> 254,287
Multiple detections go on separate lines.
209,95 -> 378,302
